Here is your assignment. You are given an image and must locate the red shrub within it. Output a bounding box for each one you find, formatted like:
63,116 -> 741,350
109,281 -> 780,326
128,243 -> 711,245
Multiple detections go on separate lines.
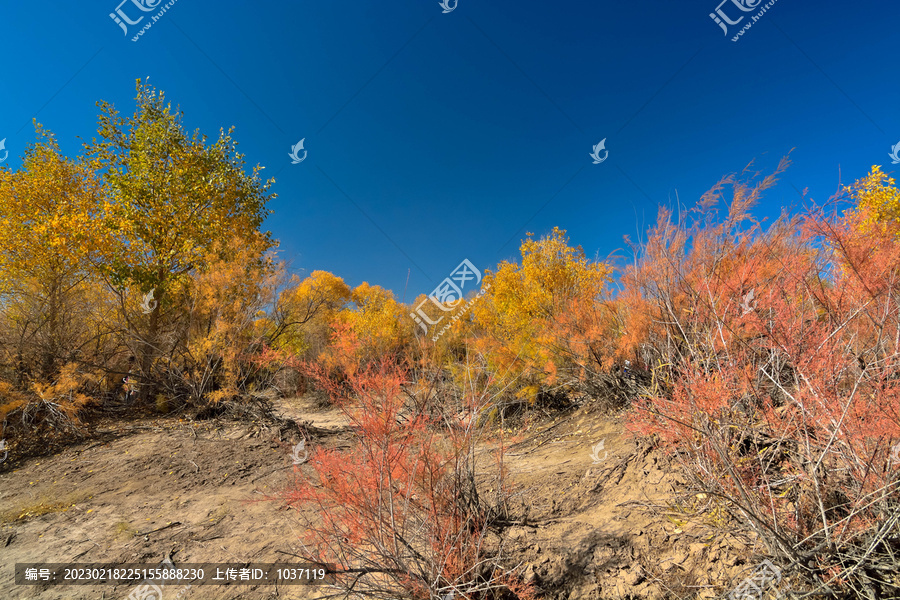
624,163 -> 900,596
279,353 -> 526,600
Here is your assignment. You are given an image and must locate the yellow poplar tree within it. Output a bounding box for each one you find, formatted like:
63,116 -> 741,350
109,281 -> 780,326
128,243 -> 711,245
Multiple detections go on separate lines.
88,80 -> 275,400
0,125 -> 106,381
268,270 -> 351,360
471,227 -> 612,402
324,282 -> 414,373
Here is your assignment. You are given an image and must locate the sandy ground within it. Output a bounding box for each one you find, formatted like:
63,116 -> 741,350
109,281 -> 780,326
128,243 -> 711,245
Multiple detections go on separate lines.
496,407 -> 764,599
0,397 -> 779,600
0,396 -> 350,600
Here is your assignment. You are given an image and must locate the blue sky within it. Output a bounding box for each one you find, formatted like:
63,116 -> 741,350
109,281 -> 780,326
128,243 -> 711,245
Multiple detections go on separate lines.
1,1 -> 898,301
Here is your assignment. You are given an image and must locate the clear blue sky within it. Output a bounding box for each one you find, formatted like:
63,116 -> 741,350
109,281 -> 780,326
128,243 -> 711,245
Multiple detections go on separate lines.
1,1 -> 898,300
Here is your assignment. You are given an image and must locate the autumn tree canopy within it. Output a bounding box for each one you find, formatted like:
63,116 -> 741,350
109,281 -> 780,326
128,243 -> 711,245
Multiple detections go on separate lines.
471,226 -> 613,401
88,80 -> 275,301
0,126 -> 106,379
86,80 -> 277,398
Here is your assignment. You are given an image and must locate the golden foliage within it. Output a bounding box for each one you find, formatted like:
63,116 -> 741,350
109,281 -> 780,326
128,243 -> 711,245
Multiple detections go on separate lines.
322,282 -> 414,374
268,270 -> 351,358
181,235 -> 277,403
0,125 -> 103,282
0,381 -> 28,424
471,227 -> 612,400
28,363 -> 95,424
851,165 -> 900,227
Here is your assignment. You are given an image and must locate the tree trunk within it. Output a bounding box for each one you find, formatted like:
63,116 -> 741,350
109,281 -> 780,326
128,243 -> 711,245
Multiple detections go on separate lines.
40,277 -> 61,380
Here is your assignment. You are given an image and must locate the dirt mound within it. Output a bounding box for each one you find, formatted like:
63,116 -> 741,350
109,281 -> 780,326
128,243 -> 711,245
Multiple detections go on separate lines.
495,404 -> 773,599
